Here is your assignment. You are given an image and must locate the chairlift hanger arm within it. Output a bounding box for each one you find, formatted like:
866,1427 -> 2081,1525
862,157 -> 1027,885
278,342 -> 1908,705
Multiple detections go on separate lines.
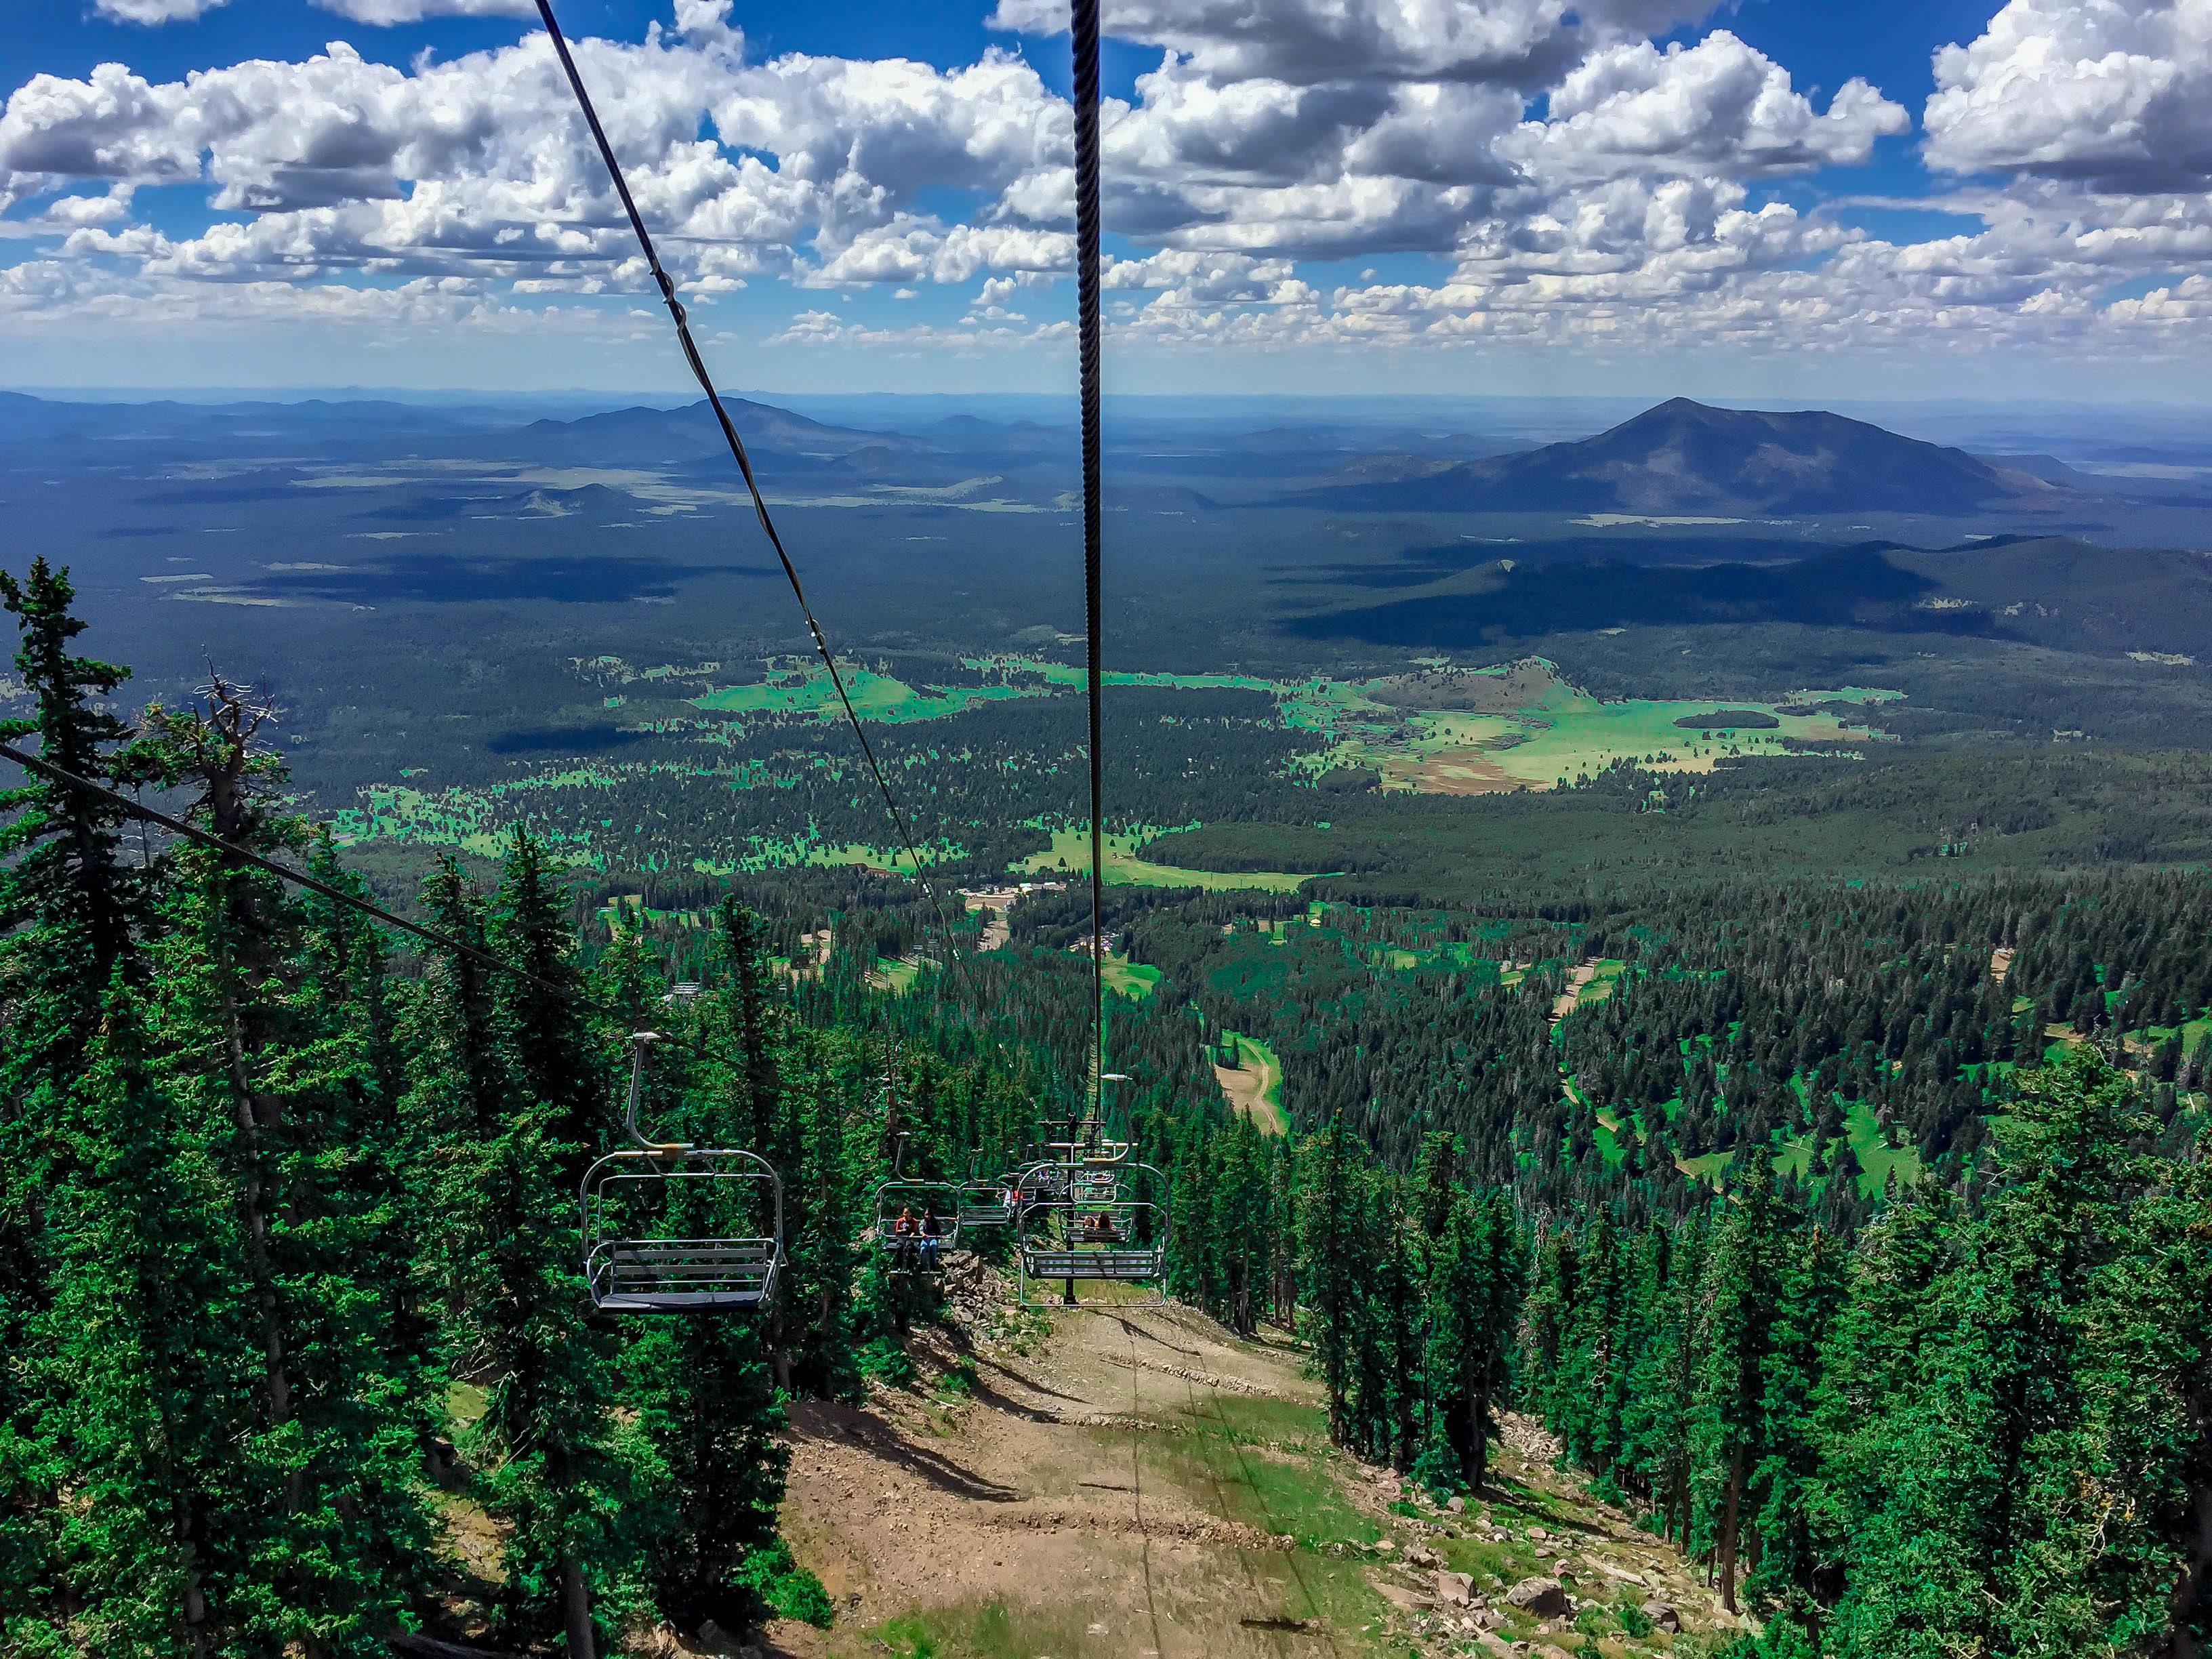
0,739 -> 565,998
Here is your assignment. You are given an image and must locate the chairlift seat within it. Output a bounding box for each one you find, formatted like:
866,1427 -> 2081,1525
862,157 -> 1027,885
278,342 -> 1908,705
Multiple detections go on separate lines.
590,1238 -> 779,1312
581,1142 -> 783,1316
1021,1245 -> 1165,1281
1018,1183 -> 1168,1284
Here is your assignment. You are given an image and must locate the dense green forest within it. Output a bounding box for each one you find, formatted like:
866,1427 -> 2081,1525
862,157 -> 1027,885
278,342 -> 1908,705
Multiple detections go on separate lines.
8,554 -> 2212,1656
0,560 -> 1054,1657
1161,1051 -> 2212,1656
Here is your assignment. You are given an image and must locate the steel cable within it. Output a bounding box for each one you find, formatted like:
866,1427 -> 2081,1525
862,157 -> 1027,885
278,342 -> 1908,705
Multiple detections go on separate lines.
531,0 -> 968,977
1071,0 -> 1108,1128
0,738 -> 568,997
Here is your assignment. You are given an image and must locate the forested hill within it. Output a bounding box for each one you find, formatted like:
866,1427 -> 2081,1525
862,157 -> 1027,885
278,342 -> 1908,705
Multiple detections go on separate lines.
5,554 -> 2212,1658
1296,397 -> 2062,514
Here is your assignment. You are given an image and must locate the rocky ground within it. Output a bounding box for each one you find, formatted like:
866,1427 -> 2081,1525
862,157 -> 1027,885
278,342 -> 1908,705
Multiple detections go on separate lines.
673,1256 -> 1755,1659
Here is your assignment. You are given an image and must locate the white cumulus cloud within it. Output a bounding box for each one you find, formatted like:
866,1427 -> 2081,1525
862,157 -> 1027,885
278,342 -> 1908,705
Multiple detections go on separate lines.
310,0 -> 534,21
1925,0 -> 2212,190
93,0 -> 228,23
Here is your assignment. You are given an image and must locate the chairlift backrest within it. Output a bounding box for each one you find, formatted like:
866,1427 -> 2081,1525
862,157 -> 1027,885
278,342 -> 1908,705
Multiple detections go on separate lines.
579,1031 -> 785,1314
872,1176 -> 964,1270
1015,1158 -> 1168,1283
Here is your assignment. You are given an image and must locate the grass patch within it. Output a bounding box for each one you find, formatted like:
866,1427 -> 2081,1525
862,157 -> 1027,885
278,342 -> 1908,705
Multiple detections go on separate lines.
1215,1034 -> 1288,1135
1101,956 -> 1161,1000
1015,826 -> 1321,893
858,1597 -> 1152,1659
871,956 -> 922,994
1841,1098 -> 1923,1192
1129,1389 -> 1387,1638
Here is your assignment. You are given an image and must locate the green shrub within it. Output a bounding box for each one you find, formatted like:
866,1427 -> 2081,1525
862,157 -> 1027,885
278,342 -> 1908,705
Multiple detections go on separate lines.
731,1538 -> 834,1629
857,1335 -> 916,1387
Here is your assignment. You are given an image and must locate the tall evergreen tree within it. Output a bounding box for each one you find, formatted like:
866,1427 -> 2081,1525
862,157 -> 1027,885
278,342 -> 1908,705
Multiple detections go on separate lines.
0,559 -> 151,1646
1296,1118 -> 1364,1443
1694,1162 -> 1790,1612
129,681 -> 434,1653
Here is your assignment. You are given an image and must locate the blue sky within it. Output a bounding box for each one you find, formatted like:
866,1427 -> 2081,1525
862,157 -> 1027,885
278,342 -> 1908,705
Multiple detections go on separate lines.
4,0 -> 2209,401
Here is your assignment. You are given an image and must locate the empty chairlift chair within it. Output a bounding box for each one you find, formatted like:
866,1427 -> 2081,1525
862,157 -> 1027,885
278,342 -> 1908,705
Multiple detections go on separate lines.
1019,1160 -> 1168,1284
956,1175 -> 1021,1230
581,1031 -> 783,1313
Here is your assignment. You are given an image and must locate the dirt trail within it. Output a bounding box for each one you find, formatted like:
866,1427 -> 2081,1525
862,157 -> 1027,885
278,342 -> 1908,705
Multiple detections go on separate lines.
1551,958 -> 1599,1025
1212,1045 -> 1286,1136
960,888 -> 1020,951
764,1291 -> 1332,1659
747,1274 -> 1746,1659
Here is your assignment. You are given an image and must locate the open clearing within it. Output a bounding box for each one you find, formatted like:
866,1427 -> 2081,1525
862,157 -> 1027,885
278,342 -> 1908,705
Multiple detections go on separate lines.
753,1266 -> 1749,1659
1332,662 -> 1890,796
1017,828 -> 1320,893
1212,1035 -> 1287,1134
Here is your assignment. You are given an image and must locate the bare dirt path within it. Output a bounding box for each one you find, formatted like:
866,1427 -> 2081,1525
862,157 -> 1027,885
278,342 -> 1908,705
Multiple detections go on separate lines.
741,1274 -> 1747,1659
1551,958 -> 1599,1025
1212,1042 -> 1287,1136
760,1288 -> 1336,1659
960,888 -> 1019,951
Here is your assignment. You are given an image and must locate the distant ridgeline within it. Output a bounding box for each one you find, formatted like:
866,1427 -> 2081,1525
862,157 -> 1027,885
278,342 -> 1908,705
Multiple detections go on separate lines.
8,557 -> 2212,1654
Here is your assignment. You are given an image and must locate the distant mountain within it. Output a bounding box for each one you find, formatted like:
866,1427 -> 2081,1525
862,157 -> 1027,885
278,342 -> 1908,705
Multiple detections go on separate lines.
1296,398 -> 2071,516
506,398 -> 921,465
920,414 -> 1070,453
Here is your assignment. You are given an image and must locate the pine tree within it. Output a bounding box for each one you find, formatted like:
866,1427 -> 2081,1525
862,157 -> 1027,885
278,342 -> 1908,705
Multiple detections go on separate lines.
777,1026 -> 863,1400
1296,1118 -> 1364,1443
1421,1186 -> 1524,1494
36,976 -> 248,1657
1825,1050 -> 2157,1654
627,1316 -> 790,1635
457,1097 -> 643,1658
1694,1162 -> 1790,1612
0,557 -> 144,996
0,558 -> 151,1645
129,680 -> 434,1652
492,831 -> 600,1172
441,836 -> 637,1658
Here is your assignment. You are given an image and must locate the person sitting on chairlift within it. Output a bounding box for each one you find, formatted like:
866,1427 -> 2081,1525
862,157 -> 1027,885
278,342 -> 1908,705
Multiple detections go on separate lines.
1084,1210 -> 1119,1245
920,1204 -> 945,1272
893,1206 -> 918,1272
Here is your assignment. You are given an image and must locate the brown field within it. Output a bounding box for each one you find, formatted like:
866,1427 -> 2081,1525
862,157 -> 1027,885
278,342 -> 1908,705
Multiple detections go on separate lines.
1382,748 -> 1520,795
1363,658 -> 1563,714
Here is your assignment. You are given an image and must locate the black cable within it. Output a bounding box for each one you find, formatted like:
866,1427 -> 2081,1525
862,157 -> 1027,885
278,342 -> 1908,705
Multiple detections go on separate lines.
531,0 -> 967,971
1071,0 -> 1107,1126
0,739 -> 567,997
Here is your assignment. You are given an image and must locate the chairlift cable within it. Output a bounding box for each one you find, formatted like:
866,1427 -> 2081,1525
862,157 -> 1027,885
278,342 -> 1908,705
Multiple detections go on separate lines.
531,0 -> 968,976
0,738 -> 567,998
1073,0 -> 1109,1131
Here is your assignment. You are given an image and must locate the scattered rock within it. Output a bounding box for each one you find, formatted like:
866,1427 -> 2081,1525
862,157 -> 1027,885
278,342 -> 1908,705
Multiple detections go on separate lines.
1473,1608 -> 1505,1631
1447,1495 -> 1467,1514
1376,1582 -> 1440,1612
1374,1538 -> 1397,1554
1505,1576 -> 1572,1618
1527,1527 -> 1550,1542
1405,1544 -> 1442,1569
1435,1571 -> 1475,1606
1641,1600 -> 1681,1633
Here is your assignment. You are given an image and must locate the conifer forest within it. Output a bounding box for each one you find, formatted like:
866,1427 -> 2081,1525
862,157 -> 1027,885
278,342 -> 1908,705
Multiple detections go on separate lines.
8,522 -> 2212,1659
